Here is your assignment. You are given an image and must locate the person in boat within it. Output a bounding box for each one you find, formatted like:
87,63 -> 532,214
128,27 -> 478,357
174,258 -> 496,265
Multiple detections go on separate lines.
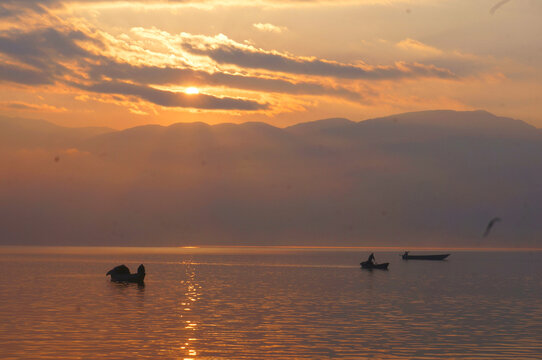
137,264 -> 145,275
367,253 -> 376,265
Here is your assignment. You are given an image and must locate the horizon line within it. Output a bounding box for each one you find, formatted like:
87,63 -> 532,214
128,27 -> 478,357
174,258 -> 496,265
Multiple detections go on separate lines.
1,245 -> 541,255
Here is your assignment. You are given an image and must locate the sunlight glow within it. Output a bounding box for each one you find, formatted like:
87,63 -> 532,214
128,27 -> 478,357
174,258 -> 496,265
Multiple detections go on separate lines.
184,87 -> 200,95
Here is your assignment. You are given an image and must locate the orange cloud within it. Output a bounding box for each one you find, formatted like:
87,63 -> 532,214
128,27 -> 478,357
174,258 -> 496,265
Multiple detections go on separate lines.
1,101 -> 67,112
253,23 -> 287,33
179,33 -> 456,80
396,38 -> 443,56
1,0 -> 533,127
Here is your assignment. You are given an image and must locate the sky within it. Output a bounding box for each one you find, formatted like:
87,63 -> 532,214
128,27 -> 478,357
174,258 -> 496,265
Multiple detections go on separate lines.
1,1 -> 542,247
1,0 -> 541,129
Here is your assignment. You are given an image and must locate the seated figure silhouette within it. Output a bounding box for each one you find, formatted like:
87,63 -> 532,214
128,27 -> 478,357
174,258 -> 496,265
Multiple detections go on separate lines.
360,253 -> 388,270
106,264 -> 145,283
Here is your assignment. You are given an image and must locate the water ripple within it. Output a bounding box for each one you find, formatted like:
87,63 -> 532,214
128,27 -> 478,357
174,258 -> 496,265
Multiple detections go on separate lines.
0,250 -> 541,359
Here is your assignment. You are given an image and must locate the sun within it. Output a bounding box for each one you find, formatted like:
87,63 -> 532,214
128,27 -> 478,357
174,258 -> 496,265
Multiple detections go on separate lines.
184,87 -> 199,95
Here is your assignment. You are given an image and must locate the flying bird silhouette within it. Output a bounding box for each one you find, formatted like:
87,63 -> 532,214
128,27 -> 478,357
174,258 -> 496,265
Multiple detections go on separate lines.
483,217 -> 501,237
490,0 -> 512,15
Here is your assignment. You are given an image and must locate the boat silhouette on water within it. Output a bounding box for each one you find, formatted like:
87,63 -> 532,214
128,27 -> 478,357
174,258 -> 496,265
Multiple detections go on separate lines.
402,252 -> 450,260
106,264 -> 145,283
360,261 -> 389,270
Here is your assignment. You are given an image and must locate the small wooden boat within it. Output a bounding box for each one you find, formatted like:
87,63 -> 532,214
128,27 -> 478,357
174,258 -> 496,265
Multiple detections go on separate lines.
106,264 -> 145,283
360,261 -> 389,270
402,252 -> 449,261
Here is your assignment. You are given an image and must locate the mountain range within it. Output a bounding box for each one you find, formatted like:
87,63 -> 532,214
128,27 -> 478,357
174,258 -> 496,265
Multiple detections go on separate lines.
1,110 -> 541,246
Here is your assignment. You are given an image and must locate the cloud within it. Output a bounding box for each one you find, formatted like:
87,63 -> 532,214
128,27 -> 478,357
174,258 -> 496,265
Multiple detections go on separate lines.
0,27 -> 99,68
0,0 -> 415,13
253,23 -> 287,33
0,63 -> 53,85
0,21 -> 272,110
89,61 -> 364,102
1,101 -> 67,112
0,0 -> 379,21
0,1 -> 52,18
393,38 -> 500,78
396,38 -> 443,56
0,12 -> 366,110
0,1 -> 461,116
77,80 -> 269,110
181,34 -> 456,80
0,26 -> 101,88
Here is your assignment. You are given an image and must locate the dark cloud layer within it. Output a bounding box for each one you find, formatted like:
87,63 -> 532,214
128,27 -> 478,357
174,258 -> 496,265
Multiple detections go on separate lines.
79,80 -> 268,110
0,20 -> 363,108
0,27 -> 100,67
182,41 -> 456,80
0,63 -> 53,85
0,27 -> 98,85
0,25 -> 269,110
90,61 -> 363,101
0,0 -> 459,112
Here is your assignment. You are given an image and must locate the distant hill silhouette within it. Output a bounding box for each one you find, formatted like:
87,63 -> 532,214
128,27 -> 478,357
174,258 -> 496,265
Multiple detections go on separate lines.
1,110 -> 541,247
286,117 -> 355,134
0,116 -> 113,149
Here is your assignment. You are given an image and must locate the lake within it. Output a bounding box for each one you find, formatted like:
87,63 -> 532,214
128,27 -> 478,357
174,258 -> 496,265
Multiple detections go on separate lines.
0,247 -> 541,359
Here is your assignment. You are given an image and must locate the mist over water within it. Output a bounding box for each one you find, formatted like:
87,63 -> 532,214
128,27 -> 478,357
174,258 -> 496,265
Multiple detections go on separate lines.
1,247 -> 541,359
2,110 -> 542,247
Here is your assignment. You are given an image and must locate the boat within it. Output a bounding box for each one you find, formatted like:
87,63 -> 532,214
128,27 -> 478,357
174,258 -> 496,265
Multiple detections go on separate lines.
106,264 -> 145,283
402,252 -> 450,260
360,261 -> 389,270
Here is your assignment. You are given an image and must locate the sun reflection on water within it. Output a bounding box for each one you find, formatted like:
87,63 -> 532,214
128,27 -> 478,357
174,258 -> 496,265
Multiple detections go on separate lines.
173,260 -> 202,359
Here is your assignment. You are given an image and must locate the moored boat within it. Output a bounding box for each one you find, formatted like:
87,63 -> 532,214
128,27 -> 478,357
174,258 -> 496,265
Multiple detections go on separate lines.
360,261 -> 389,270
106,264 -> 146,283
402,252 -> 449,260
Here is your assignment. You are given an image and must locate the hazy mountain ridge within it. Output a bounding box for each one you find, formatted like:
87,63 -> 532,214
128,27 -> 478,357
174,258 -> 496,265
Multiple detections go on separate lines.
286,117 -> 355,134
1,110 -> 541,246
0,116 -> 114,149
79,110 -> 542,162
2,110 -> 539,151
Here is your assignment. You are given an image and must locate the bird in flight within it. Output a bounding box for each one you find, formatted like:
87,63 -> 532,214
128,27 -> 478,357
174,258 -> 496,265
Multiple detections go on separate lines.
483,217 -> 501,237
490,0 -> 512,15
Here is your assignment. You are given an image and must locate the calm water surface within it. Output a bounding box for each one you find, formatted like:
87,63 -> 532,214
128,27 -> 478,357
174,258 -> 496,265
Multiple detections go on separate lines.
0,247 -> 541,359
